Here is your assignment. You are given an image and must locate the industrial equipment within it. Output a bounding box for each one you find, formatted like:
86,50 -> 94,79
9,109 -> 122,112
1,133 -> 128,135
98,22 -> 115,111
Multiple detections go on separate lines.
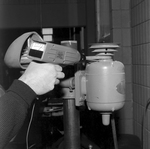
75,43 -> 125,125
4,32 -> 125,149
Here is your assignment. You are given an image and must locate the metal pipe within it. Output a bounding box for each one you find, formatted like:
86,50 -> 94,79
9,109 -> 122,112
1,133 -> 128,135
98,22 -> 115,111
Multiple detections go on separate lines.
63,98 -> 80,149
111,113 -> 118,149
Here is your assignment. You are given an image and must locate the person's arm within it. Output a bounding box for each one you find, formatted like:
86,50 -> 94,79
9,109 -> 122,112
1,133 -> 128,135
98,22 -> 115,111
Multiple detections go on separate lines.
0,62 -> 64,149
0,80 -> 36,148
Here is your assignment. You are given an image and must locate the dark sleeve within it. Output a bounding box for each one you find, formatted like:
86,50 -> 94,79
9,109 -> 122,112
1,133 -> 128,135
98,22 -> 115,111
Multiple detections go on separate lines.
0,80 -> 36,149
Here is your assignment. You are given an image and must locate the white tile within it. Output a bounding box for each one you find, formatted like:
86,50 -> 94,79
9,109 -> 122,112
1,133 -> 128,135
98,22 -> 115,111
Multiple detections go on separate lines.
125,65 -> 132,83
112,28 -> 122,44
111,0 -> 121,10
122,29 -> 131,46
118,101 -> 133,119
112,10 -> 121,28
122,46 -> 132,64
121,10 -> 130,27
118,119 -> 133,134
121,0 -> 130,9
125,83 -> 133,100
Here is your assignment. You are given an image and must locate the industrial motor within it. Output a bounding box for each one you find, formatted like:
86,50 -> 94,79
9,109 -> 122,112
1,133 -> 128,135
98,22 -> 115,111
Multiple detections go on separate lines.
85,43 -> 125,125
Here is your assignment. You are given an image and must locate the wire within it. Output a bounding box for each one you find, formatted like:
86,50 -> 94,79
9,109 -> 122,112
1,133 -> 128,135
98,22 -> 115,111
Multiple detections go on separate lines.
26,103 -> 36,149
141,98 -> 150,149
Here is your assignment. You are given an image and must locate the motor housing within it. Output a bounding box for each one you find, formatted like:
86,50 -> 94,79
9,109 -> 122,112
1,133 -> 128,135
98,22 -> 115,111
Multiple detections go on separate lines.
85,43 -> 125,125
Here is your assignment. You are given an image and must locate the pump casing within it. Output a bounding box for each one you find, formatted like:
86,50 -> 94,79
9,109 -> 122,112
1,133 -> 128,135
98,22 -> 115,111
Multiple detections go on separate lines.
74,43 -> 125,125
85,59 -> 125,112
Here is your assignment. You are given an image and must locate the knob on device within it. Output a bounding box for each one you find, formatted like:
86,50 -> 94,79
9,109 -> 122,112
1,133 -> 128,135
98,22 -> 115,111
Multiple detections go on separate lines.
86,43 -> 125,125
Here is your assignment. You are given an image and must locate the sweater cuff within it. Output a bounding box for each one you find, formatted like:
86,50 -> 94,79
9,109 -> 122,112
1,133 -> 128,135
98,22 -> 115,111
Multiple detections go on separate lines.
7,80 -> 37,106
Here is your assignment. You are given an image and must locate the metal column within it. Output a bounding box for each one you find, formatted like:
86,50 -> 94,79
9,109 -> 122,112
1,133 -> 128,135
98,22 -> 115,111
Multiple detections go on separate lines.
63,89 -> 80,149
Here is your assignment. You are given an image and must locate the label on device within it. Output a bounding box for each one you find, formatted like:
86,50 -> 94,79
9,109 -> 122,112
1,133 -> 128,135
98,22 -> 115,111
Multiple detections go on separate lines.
29,41 -> 46,59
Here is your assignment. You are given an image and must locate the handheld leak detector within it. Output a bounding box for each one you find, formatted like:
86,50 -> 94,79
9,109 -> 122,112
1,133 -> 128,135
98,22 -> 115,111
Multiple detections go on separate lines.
26,38 -> 80,65
4,32 -> 81,69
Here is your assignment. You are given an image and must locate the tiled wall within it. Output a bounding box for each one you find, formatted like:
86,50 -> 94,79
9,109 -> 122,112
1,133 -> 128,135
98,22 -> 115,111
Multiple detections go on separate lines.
131,0 -> 150,148
111,0 -> 133,134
